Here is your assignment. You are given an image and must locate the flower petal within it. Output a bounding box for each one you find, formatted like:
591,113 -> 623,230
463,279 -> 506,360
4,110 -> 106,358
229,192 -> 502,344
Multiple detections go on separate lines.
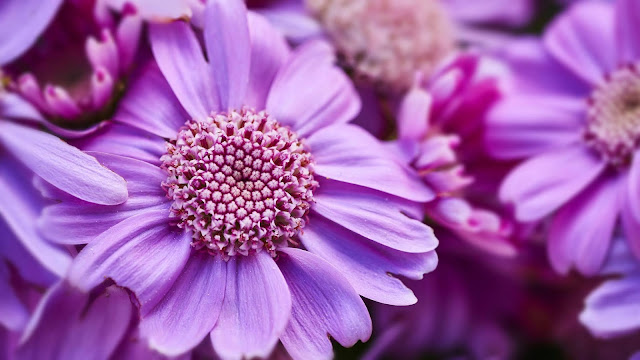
302,213 -> 438,306
266,40 -> 360,137
615,0 -> 640,64
0,262 -> 28,332
17,282 -> 132,360
0,0 -> 62,65
397,85 -> 431,142
0,122 -> 128,205
548,174 -> 620,275
114,62 -> 189,138
580,274 -> 640,338
210,251 -> 291,360
543,1 -> 615,85
278,248 -> 371,360
313,180 -> 438,253
203,0 -> 251,110
308,124 -> 434,202
68,210 -> 191,313
150,21 -> 218,119
140,252 -> 226,357
244,12 -> 290,110
486,95 -> 584,159
39,153 -> 170,245
500,146 -> 605,222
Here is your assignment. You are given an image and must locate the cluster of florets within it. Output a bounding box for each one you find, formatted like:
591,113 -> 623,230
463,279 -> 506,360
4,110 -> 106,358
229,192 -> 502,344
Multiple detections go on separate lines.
585,64 -> 640,167
161,108 -> 318,259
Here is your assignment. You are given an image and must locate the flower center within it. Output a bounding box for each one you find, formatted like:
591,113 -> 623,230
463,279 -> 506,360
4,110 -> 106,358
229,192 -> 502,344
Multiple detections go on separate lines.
585,65 -> 640,167
161,108 -> 318,259
305,0 -> 455,91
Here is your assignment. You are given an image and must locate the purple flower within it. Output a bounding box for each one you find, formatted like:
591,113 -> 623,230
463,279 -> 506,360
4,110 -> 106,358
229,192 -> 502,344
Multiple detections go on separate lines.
486,0 -> 640,276
365,232 -> 522,360
38,0 -> 439,358
248,0 -> 534,91
390,54 -> 517,256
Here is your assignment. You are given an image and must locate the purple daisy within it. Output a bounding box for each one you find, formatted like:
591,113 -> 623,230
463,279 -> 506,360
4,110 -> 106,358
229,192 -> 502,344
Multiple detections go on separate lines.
247,0 -> 534,91
390,54 -> 517,256
38,0 -> 439,358
486,0 -> 640,275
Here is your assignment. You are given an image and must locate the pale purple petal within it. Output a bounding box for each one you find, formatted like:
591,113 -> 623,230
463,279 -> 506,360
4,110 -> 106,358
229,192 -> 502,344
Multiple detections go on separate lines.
203,0 -> 250,110
623,157 -> 640,260
580,274 -> 640,338
150,21 -> 219,119
442,0 -> 533,26
114,62 -> 190,138
17,282 -> 132,360
307,124 -> 435,202
0,122 -> 128,205
500,146 -> 605,221
543,1 -> 615,85
486,95 -> 584,159
0,93 -> 44,121
245,12 -> 290,110
140,253 -> 226,356
0,154 -> 71,277
39,153 -> 170,245
313,180 -> 438,253
0,262 -> 28,332
302,214 -> 438,306
0,0 -> 62,65
397,85 -> 431,142
72,123 -> 167,165
253,7 -> 322,43
278,248 -> 371,360
210,251 -> 291,360
68,210 -> 191,313
615,0 -> 640,64
266,40 -> 360,137
548,174 -> 620,275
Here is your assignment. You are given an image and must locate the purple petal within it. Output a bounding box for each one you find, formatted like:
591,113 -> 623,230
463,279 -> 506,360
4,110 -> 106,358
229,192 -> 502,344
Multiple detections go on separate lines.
397,85 -> 431,142
114,62 -> 190,138
543,1 -> 615,85
0,93 -> 44,121
266,40 -> 360,137
0,262 -> 28,332
39,153 -> 170,245
18,282 -> 132,360
499,37 -> 590,96
548,174 -> 620,275
278,248 -> 371,360
203,0 -> 250,110
72,123 -> 167,165
500,146 -> 605,222
442,0 -> 533,27
302,214 -> 438,305
307,124 -> 434,202
313,180 -> 438,253
580,274 -> 640,338
0,0 -> 62,65
150,21 -> 218,119
245,12 -> 290,110
68,210 -> 191,313
0,122 -> 128,205
0,154 -> 71,278
210,251 -> 291,359
486,95 -> 584,159
615,0 -> 640,63
140,253 -> 226,356
623,158 -> 640,260
253,7 -> 322,44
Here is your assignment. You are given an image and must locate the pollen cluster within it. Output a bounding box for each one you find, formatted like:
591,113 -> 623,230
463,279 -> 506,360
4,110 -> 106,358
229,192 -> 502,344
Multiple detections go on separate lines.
585,65 -> 640,167
305,0 -> 455,91
161,108 -> 318,259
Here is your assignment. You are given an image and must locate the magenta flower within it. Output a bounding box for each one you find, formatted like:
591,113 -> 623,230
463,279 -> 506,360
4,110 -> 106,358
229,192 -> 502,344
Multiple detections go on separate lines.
38,1 -> 439,358
486,0 -> 640,275
390,54 -> 516,256
248,0 -> 534,91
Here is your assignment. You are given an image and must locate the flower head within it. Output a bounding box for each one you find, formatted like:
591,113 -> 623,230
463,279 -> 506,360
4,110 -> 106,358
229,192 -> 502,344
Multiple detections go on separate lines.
38,1 -> 439,358
486,0 -> 640,275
